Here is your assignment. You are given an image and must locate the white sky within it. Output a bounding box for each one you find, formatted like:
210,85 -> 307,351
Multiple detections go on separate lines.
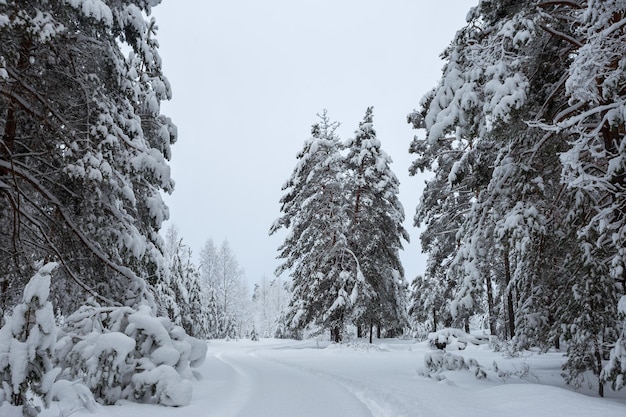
152,1 -> 476,283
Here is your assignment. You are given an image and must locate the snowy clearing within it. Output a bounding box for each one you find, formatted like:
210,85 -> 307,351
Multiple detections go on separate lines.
36,338 -> 626,417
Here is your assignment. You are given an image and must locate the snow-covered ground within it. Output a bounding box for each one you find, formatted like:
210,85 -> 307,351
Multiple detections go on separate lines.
39,338 -> 626,417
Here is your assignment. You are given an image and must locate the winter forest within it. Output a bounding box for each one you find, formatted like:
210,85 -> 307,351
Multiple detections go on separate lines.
1,0 -> 626,416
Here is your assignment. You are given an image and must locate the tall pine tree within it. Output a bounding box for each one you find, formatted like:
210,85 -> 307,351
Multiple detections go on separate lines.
0,0 -> 175,314
345,107 -> 409,340
411,0 -> 624,395
271,111 -> 363,342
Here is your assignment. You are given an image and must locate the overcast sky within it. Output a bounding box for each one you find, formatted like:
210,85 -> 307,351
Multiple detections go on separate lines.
152,1 -> 476,284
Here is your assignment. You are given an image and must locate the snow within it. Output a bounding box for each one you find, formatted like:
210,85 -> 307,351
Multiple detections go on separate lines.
22,263 -> 56,307
31,337 -> 626,417
65,0 -> 113,27
619,295 -> 626,315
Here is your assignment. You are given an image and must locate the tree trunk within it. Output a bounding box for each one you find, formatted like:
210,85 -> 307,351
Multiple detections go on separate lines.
485,272 -> 496,336
377,324 -> 381,339
504,248 -> 515,339
331,326 -> 342,343
357,325 -> 363,338
369,319 -> 373,344
596,348 -> 604,398
432,305 -> 437,332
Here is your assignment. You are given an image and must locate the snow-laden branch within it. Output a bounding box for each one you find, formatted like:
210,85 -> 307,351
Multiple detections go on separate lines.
537,1 -> 584,9
529,102 -> 621,133
0,159 -> 146,302
539,24 -> 583,47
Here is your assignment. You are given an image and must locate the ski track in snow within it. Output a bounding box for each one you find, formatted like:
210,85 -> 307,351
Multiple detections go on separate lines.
208,343 -> 374,417
255,350 -> 430,417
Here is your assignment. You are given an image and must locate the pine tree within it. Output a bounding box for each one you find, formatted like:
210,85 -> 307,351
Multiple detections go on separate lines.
412,0 -> 624,396
199,239 -> 221,337
271,111 -> 362,342
162,226 -> 209,338
0,0 -> 175,314
345,107 -> 409,340
408,274 -> 452,334
543,1 -> 626,391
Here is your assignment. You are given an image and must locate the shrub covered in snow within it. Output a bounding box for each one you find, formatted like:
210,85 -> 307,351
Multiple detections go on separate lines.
55,303 -> 207,406
0,263 -> 61,416
428,328 -> 488,351
423,351 -> 486,380
1,265 -> 208,412
424,351 -> 469,372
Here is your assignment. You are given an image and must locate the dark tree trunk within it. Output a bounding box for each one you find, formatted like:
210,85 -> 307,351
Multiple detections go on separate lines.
485,272 -> 496,336
369,319 -> 373,344
504,248 -> 515,339
596,348 -> 604,398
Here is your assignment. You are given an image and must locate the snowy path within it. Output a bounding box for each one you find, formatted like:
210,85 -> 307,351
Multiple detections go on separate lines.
39,338 -> 626,417
204,344 -> 373,417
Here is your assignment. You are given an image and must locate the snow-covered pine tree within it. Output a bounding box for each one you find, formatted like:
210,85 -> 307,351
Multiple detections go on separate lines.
412,0 -> 577,339
203,289 -> 221,339
271,111 -> 362,342
157,225 -> 182,321
530,0 -> 626,394
199,239 -> 221,338
163,226 -> 208,339
0,0 -> 175,314
345,107 -> 409,341
408,274 -> 452,335
408,105 -> 478,332
413,0 -> 624,396
0,263 -> 59,416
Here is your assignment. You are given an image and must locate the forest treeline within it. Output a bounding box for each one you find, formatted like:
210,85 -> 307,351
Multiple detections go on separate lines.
0,0 -> 624,413
406,0 -> 626,397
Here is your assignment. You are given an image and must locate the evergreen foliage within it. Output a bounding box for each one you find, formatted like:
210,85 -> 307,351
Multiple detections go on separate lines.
271,110 -> 360,342
0,0 -> 175,314
162,225 -> 208,339
271,109 -> 408,342
55,303 -> 207,407
0,264 -> 207,414
410,0 -> 626,396
0,263 -> 60,416
345,107 -> 410,337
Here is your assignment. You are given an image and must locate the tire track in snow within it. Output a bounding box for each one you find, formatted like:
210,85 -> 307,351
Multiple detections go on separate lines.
255,351 -> 435,417
210,351 -> 255,417
210,347 -> 374,417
